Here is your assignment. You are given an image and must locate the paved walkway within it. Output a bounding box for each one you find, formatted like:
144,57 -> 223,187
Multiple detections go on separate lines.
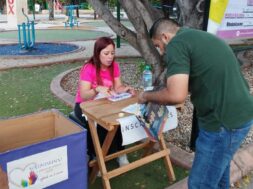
0,14 -> 140,70
1,13 -> 253,189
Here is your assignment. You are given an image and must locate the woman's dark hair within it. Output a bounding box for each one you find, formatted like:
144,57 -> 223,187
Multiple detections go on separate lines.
86,37 -> 116,85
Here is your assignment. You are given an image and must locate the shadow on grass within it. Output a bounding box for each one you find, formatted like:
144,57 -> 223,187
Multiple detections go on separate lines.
89,150 -> 188,189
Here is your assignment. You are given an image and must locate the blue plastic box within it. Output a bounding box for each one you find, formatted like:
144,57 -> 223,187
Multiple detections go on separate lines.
0,109 -> 87,189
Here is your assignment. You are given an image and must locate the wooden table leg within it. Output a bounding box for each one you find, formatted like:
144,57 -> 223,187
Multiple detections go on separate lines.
90,125 -> 119,183
142,140 -> 156,157
101,125 -> 119,156
0,166 -> 8,189
88,118 -> 119,189
158,134 -> 176,181
87,118 -> 108,183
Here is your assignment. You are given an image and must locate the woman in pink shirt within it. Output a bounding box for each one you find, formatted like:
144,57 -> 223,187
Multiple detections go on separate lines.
74,37 -> 135,167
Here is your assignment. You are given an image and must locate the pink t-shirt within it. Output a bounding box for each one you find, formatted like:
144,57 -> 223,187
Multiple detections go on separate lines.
75,61 -> 121,103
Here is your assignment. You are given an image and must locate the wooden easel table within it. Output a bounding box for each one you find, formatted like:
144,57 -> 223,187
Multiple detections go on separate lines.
80,95 -> 177,189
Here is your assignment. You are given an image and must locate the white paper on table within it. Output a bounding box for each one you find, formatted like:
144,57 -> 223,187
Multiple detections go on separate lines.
107,92 -> 132,102
119,104 -> 178,145
94,92 -> 107,100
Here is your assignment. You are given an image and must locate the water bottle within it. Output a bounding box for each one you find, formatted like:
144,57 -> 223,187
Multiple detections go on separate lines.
142,65 -> 153,91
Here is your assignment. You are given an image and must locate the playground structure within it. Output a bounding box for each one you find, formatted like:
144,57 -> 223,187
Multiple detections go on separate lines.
17,8 -> 35,50
64,5 -> 80,28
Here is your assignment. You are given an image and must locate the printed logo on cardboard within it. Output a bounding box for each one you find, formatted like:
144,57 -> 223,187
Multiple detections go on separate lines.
7,146 -> 68,189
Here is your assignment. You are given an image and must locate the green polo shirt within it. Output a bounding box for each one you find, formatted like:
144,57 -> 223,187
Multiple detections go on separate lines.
164,27 -> 253,131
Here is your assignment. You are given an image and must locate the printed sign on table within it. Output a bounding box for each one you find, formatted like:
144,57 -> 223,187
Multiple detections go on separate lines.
118,105 -> 178,145
7,146 -> 68,189
118,115 -> 148,145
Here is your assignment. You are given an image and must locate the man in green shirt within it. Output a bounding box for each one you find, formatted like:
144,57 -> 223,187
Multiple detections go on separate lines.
138,18 -> 253,189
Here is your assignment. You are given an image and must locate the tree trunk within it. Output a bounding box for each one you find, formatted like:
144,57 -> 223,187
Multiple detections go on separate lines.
48,0 -> 54,20
119,0 -> 164,85
176,0 -> 205,29
87,0 -> 205,85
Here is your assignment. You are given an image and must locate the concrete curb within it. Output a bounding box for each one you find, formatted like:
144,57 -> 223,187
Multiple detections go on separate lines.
0,46 -> 87,71
50,67 -> 77,108
50,68 -> 253,189
0,48 -> 141,71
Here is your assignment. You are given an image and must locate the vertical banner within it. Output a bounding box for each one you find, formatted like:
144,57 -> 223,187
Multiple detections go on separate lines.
7,0 -> 15,15
6,0 -> 28,26
207,0 -> 253,39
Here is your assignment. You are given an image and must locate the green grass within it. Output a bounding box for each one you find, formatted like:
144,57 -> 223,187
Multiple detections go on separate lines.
0,61 -> 188,188
0,30 -> 111,42
90,150 -> 188,189
0,62 -> 82,118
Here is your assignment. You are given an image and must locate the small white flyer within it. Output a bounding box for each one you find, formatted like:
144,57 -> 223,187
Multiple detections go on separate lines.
7,146 -> 68,189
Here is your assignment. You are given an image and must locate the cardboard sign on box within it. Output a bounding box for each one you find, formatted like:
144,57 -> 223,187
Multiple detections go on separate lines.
0,109 -> 87,189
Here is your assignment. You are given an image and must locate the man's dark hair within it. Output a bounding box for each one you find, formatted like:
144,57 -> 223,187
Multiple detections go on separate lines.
149,18 -> 180,38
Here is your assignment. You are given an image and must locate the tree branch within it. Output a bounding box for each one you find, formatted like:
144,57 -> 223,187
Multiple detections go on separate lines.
141,0 -> 164,21
120,0 -> 164,84
87,0 -> 138,50
134,0 -> 154,30
176,0 -> 204,28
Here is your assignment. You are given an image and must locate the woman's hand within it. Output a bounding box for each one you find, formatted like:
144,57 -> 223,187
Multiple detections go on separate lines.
113,84 -> 136,96
95,86 -> 114,96
124,86 -> 136,95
